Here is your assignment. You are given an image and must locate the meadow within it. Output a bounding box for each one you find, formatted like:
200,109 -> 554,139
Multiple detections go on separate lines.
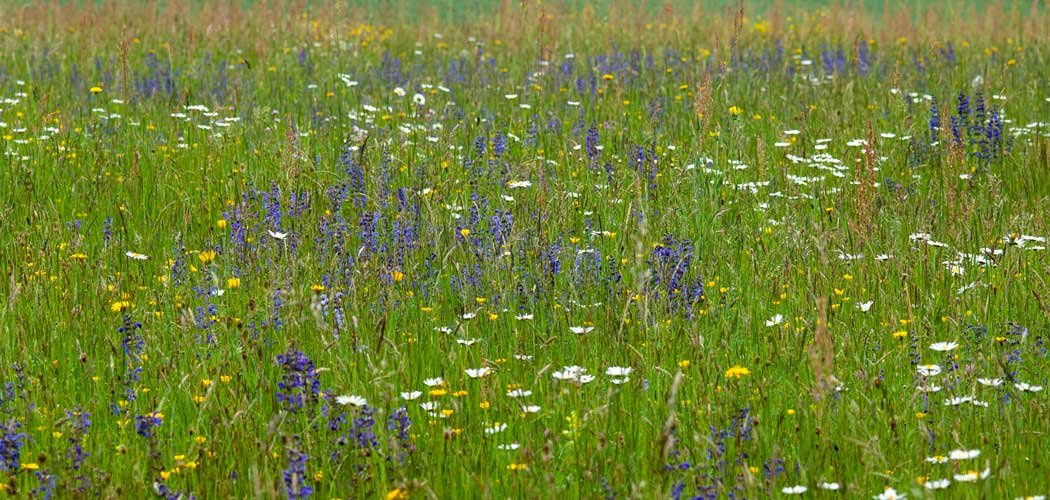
0,1 -> 1048,498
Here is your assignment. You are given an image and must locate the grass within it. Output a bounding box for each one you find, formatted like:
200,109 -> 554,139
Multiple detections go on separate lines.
0,0 -> 1048,498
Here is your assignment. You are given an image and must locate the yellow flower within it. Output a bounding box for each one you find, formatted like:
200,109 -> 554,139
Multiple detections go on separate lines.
678,360 -> 691,369
385,488 -> 409,500
892,330 -> 908,340
227,277 -> 241,289
392,270 -> 404,282
198,250 -> 217,264
70,253 -> 88,261
89,86 -> 103,94
22,463 -> 39,470
724,365 -> 751,379
216,219 -> 227,229
220,375 -> 232,384
728,106 -> 743,116
459,228 -> 470,238
601,73 -> 614,81
110,301 -> 132,312
311,284 -> 326,292
507,463 -> 529,471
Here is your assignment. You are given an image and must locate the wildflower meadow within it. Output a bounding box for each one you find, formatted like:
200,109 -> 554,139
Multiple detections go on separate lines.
0,1 -> 1048,498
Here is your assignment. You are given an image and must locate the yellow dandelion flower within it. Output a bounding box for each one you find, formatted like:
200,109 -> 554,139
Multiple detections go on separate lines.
110,301 -> 132,312
385,488 -> 409,500
198,250 -> 217,264
724,365 -> 751,379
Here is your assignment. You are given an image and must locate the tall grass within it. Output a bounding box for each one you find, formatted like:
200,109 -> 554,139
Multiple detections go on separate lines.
0,1 -> 1047,498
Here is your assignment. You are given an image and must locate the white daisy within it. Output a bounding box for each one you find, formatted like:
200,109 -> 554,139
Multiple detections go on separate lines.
926,455 -> 948,464
423,377 -> 444,387
507,389 -> 532,398
484,423 -> 508,434
125,251 -> 149,260
977,378 -> 1003,387
456,338 -> 479,346
465,367 -> 492,378
552,366 -> 594,384
497,443 -> 520,450
818,482 -> 840,490
782,485 -> 807,495
949,449 -> 980,460
765,314 -> 784,327
335,395 -> 367,406
569,326 -> 595,335
1015,382 -> 1044,392
857,300 -> 874,312
508,180 -> 532,189
419,401 -> 440,411
917,364 -> 942,377
924,479 -> 951,490
412,93 -> 425,105
953,468 -> 990,482
267,230 -> 288,240
520,405 -> 542,413
515,313 -> 534,320
605,366 -> 632,377
929,341 -> 959,352
873,487 -> 906,500
400,391 -> 423,400
944,396 -> 974,406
